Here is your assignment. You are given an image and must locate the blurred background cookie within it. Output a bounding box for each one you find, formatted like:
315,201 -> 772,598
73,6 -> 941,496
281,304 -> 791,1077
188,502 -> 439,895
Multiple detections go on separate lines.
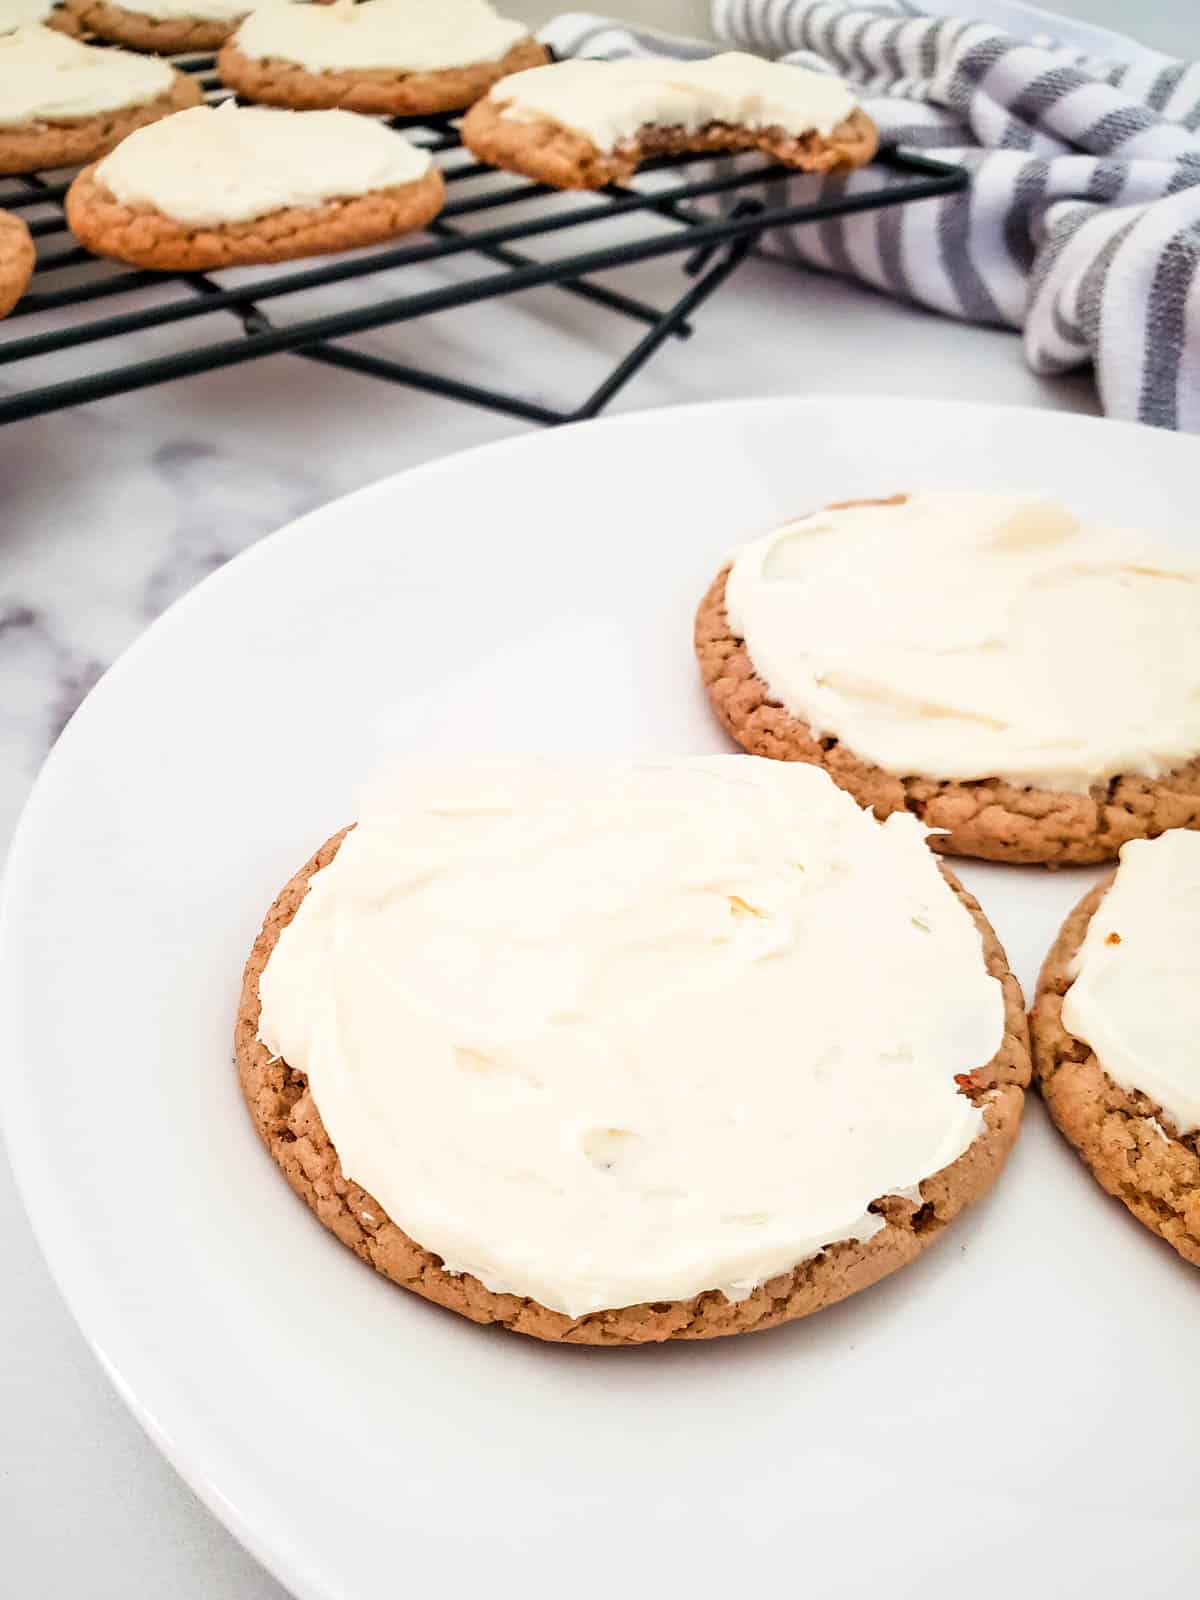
219,0 -> 547,116
460,52 -> 876,189
63,0 -> 250,54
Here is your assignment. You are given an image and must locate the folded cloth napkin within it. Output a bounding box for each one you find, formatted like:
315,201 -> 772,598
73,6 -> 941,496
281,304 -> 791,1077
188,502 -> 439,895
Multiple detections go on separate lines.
542,2 -> 1200,430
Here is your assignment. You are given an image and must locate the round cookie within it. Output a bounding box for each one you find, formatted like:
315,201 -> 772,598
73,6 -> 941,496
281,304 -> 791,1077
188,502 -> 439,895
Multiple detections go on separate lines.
235,828 -> 1031,1346
67,160 -> 446,269
66,103 -> 446,270
0,209 -> 35,317
1031,877 -> 1200,1265
461,94 -> 877,190
695,498 -> 1200,866
62,0 -> 245,53
219,34 -> 549,118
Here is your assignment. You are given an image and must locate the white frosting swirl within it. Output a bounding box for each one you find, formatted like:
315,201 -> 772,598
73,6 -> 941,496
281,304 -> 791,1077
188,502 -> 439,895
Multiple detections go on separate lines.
490,52 -> 858,153
257,757 -> 1002,1319
96,103 -> 432,227
724,491 -> 1200,792
1063,830 -> 1200,1135
233,0 -> 529,72
0,25 -> 173,126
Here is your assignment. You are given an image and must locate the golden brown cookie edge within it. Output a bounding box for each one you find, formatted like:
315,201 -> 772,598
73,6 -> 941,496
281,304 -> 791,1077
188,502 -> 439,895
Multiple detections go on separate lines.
460,96 -> 878,189
234,827 -> 1030,1346
66,163 -> 446,270
217,35 -> 549,115
0,73 -> 202,178
63,0 -> 240,52
0,210 -> 36,318
694,514 -> 1200,866
1031,876 -> 1200,1265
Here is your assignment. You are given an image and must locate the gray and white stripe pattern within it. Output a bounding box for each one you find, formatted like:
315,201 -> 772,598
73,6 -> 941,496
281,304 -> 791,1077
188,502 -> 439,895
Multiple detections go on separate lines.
542,2 -> 1200,430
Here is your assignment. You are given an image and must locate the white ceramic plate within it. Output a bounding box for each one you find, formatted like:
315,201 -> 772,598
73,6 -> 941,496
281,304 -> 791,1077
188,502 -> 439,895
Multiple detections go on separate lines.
3,397 -> 1197,1600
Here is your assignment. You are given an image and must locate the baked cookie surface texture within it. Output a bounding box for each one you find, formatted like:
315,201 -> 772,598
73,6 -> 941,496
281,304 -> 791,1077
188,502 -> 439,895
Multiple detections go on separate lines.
1032,830 -> 1200,1265
0,207 -> 35,315
237,757 -> 1030,1345
0,24 -> 198,175
64,0 -> 249,54
67,101 -> 445,269
696,491 -> 1200,864
219,0 -> 548,116
460,51 -> 877,188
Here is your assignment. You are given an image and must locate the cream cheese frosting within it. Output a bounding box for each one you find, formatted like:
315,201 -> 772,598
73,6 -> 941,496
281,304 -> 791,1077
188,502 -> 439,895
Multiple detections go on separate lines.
257,756 -> 1003,1319
724,491 -> 1200,793
0,24 -> 174,125
0,0 -> 55,33
1062,830 -> 1200,1136
489,52 -> 858,153
106,0 -> 246,21
233,0 -> 529,72
95,103 -> 432,227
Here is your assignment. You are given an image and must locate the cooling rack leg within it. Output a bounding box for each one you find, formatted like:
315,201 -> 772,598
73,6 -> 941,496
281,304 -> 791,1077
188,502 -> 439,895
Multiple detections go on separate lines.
289,344 -> 569,425
428,219 -> 693,337
276,220 -> 762,427
566,226 -> 760,423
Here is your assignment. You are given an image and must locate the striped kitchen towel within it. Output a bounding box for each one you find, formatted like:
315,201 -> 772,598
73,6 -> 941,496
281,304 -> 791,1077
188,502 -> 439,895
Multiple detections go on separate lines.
542,2 -> 1200,431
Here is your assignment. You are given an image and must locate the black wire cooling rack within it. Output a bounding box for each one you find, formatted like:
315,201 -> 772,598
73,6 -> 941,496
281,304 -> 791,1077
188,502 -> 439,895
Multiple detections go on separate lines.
0,52 -> 966,427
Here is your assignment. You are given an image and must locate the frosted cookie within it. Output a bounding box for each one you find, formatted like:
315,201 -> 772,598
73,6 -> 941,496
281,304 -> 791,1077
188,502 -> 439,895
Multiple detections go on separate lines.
67,102 -> 445,270
63,0 -> 249,54
0,25 -> 200,175
0,208 -> 34,315
1,0 -> 80,36
235,757 -> 1030,1346
696,492 -> 1200,865
1031,831 -> 1200,1264
219,0 -> 547,116
459,52 -> 877,190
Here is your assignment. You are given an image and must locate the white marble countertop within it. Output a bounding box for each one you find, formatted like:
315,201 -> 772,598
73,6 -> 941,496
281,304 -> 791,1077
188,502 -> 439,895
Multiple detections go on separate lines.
1,244 -> 1100,1597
